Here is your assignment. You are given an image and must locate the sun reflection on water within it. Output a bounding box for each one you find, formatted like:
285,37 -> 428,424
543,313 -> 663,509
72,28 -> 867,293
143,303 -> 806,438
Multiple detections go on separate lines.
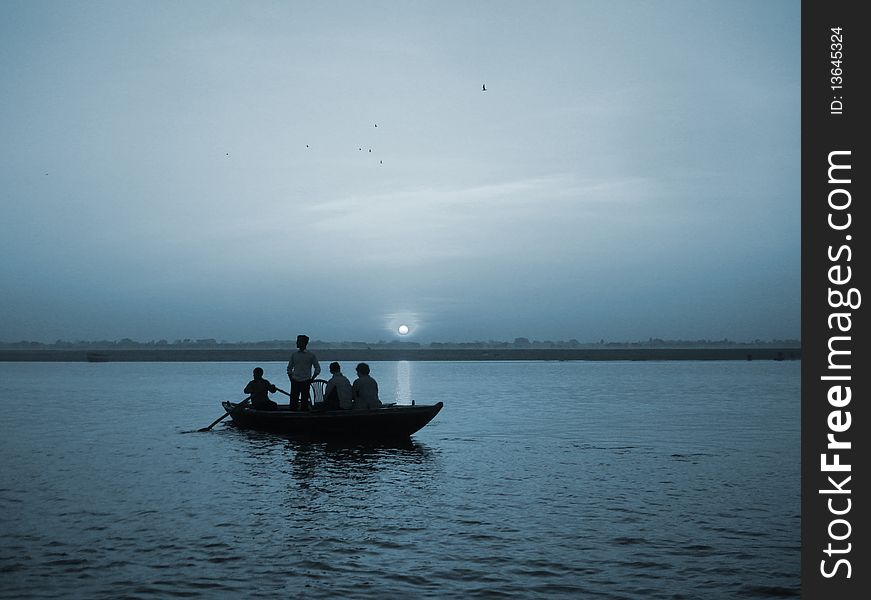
396,360 -> 412,405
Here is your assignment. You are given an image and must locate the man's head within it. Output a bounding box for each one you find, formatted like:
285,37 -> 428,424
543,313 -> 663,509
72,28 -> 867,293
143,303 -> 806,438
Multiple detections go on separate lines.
296,334 -> 309,349
355,362 -> 370,376
329,361 -> 341,374
253,367 -> 264,378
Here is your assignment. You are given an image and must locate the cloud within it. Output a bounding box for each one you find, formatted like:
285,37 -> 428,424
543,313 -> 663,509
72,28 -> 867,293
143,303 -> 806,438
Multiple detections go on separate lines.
293,174 -> 660,266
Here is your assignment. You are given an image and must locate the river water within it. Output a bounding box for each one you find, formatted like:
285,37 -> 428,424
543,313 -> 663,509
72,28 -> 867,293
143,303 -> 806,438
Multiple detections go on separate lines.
0,360 -> 799,599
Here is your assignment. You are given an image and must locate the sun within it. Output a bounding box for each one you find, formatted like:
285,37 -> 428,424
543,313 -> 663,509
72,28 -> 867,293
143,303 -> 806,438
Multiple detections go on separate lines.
397,324 -> 410,335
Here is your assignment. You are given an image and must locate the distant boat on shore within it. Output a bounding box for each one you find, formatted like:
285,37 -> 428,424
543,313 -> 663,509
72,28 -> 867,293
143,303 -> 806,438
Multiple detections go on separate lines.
86,352 -> 110,362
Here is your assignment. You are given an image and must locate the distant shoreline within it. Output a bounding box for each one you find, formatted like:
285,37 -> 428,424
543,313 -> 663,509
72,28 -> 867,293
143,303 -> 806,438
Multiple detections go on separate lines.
0,347 -> 801,362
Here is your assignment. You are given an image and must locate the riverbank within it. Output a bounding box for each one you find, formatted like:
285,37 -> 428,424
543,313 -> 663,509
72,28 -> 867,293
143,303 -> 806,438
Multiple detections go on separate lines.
0,347 -> 801,362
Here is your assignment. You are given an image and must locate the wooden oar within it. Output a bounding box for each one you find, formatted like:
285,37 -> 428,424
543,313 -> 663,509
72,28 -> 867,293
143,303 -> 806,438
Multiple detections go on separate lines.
198,396 -> 251,432
274,385 -> 313,410
274,386 -> 301,409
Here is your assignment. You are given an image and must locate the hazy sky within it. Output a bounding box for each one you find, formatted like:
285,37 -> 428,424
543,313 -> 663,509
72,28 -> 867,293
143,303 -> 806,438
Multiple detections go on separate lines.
0,0 -> 800,343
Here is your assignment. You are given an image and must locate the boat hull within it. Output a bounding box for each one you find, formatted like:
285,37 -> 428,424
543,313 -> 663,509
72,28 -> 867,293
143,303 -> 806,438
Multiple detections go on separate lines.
221,401 -> 443,438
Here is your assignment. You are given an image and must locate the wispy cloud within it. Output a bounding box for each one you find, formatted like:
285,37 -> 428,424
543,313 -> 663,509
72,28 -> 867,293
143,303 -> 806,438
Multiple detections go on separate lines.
290,174 -> 659,265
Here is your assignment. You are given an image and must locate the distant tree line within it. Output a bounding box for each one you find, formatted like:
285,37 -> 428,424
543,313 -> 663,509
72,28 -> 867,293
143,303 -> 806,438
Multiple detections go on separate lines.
0,336 -> 801,350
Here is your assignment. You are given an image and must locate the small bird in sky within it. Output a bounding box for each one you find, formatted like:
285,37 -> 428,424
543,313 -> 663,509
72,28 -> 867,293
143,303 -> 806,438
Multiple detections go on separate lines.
374,123 -> 377,127
482,84 -> 486,91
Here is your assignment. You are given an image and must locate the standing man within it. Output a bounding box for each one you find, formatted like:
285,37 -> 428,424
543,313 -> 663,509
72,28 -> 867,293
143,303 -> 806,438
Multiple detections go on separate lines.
287,334 -> 320,411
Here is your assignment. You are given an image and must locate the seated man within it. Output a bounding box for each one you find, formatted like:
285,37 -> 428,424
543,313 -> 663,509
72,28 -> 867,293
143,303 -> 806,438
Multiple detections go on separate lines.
323,362 -> 353,410
244,367 -> 278,410
352,362 -> 382,410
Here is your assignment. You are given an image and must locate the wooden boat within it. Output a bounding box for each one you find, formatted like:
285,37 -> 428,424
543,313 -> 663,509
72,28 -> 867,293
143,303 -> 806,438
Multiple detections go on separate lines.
220,400 -> 444,438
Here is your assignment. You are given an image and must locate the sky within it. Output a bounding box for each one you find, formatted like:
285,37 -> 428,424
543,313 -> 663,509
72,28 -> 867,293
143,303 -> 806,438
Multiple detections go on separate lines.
0,0 -> 800,344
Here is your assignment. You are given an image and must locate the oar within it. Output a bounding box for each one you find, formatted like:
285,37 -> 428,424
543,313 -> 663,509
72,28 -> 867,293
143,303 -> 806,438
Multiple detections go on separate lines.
275,386 -> 314,409
274,387 -> 299,409
198,396 -> 251,432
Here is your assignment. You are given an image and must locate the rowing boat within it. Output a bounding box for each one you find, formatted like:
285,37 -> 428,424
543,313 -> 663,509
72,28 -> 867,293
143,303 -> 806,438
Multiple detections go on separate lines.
220,400 -> 443,439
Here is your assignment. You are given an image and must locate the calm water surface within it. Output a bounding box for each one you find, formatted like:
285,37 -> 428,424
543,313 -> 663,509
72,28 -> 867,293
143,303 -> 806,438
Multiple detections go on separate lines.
0,360 -> 799,599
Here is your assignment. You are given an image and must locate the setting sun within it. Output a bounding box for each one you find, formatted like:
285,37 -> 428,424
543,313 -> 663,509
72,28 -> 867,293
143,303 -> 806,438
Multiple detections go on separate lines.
398,324 -> 410,335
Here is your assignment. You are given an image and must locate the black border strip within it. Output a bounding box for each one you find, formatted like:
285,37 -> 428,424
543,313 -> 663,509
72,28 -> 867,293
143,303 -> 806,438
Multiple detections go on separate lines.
801,1 -> 867,597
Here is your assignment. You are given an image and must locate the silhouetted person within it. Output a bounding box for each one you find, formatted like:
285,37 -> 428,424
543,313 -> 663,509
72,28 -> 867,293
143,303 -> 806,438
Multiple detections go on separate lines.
287,334 -> 320,411
323,362 -> 353,410
352,362 -> 382,410
244,367 -> 278,410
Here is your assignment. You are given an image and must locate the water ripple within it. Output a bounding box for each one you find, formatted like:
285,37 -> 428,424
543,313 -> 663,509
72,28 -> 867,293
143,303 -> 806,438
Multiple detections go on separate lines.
0,360 -> 799,599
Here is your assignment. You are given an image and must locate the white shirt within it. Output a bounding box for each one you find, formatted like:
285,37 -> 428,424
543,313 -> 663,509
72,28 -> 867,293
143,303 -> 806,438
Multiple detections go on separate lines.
287,350 -> 321,382
352,375 -> 381,409
325,373 -> 354,409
